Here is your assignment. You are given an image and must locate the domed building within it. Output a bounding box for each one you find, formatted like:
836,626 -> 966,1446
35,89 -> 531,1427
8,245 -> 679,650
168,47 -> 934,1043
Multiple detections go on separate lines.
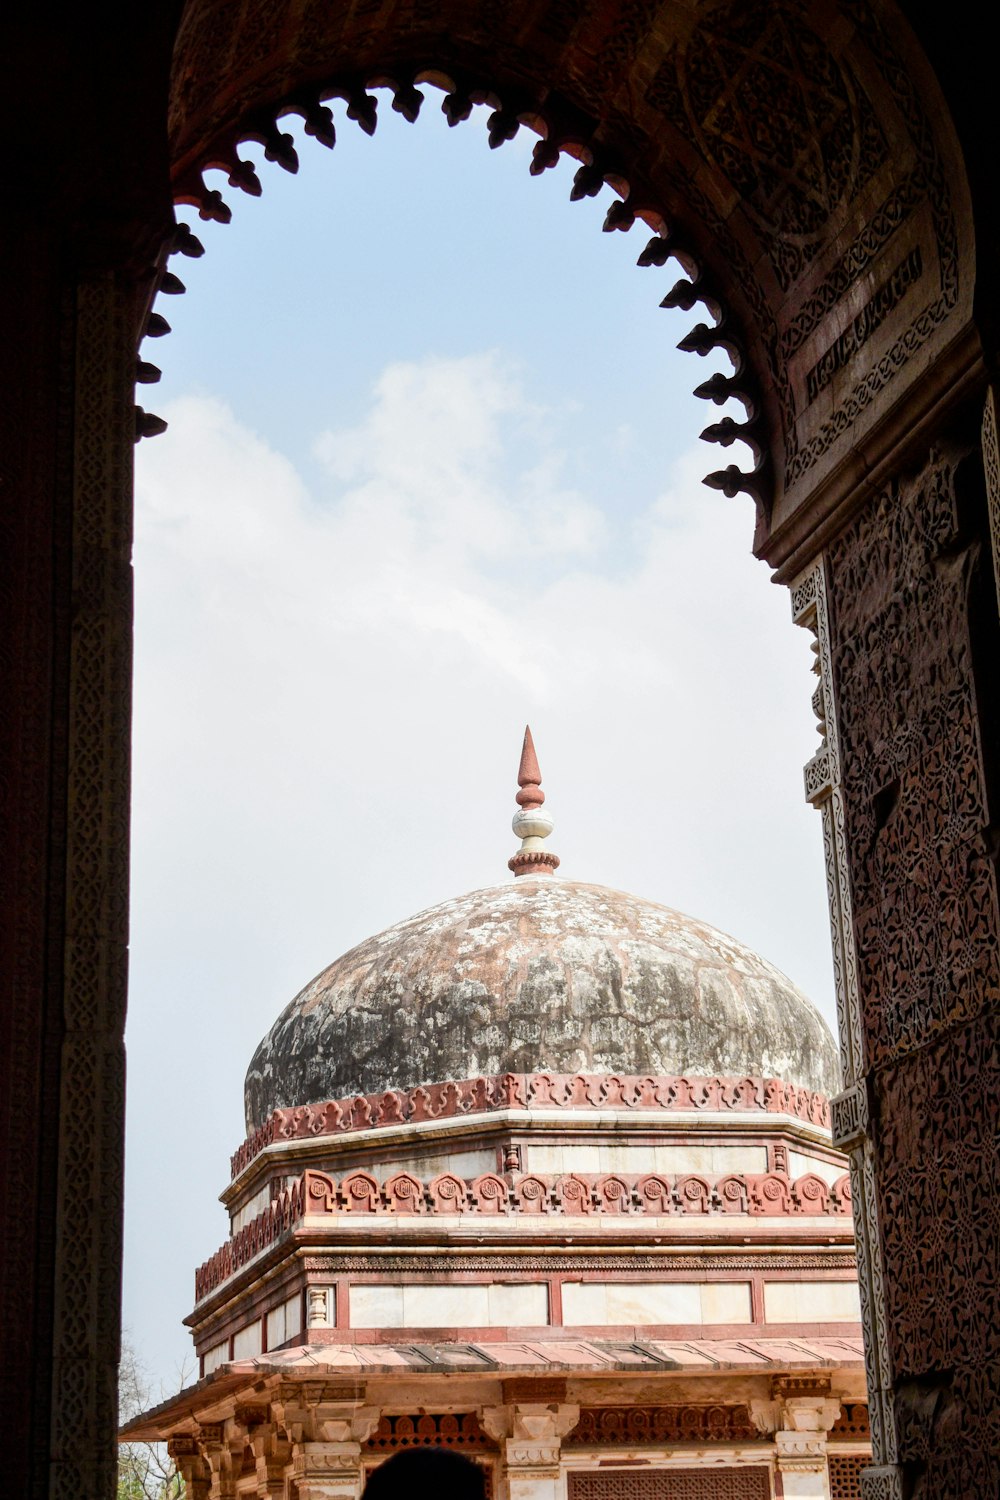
127,732 -> 870,1500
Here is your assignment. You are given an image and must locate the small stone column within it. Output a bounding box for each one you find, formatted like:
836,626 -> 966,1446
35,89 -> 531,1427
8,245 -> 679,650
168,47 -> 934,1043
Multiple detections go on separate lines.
167,1436 -> 211,1500
248,1420 -> 292,1500
752,1386 -> 841,1500
483,1402 -> 579,1500
199,1423 -> 236,1500
774,1397 -> 841,1500
291,1440 -> 366,1500
271,1396 -> 380,1500
308,1285 -> 331,1328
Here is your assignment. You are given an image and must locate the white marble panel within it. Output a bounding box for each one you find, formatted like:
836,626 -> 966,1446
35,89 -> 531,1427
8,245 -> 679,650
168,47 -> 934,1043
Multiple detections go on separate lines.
561,1282 -> 609,1324
352,1281 -> 547,1329
523,1143 -> 768,1174
203,1340 -> 228,1374
231,1182 -> 273,1234
603,1282 -> 702,1324
486,1282 -> 548,1326
232,1319 -> 262,1359
789,1150 -> 845,1186
266,1304 -> 285,1350
524,1144 -> 569,1173
401,1283 -> 490,1326
707,1145 -> 769,1174
779,1472 -> 831,1499
283,1289 -> 304,1340
507,1477 -> 561,1500
699,1281 -> 752,1323
266,1290 -> 304,1349
350,1283 -> 404,1328
563,1278 -> 749,1326
562,1280 -> 749,1326
764,1279 -> 861,1323
377,1148 -> 496,1181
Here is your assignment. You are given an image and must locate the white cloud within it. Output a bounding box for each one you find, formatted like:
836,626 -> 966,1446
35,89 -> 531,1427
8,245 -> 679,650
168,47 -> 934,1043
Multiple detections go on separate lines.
125,352 -> 833,1385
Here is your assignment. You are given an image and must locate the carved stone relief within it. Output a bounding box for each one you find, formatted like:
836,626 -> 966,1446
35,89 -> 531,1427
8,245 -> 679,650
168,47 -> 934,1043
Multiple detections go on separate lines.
982,387 -> 1000,620
827,453 -> 999,1067
648,0 -> 888,276
567,1471 -> 770,1499
49,274 -> 135,1500
810,444 -> 1000,1496
566,1406 -> 756,1444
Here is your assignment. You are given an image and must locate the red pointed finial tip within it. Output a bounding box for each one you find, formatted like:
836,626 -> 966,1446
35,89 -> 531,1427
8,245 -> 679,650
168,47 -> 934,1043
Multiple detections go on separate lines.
516,725 -> 544,809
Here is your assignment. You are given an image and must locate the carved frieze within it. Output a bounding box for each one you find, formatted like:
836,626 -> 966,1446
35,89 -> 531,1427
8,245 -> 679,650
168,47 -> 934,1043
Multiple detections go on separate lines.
646,0 -> 888,273
366,1412 -> 494,1452
565,1405 -> 756,1445
823,443 -> 1000,1486
197,1164 -> 853,1299
231,1070 -> 831,1178
826,455 -> 1000,1067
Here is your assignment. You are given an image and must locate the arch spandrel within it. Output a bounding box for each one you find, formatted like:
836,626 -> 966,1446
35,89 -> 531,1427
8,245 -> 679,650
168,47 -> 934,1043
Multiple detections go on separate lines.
168,0 -> 975,567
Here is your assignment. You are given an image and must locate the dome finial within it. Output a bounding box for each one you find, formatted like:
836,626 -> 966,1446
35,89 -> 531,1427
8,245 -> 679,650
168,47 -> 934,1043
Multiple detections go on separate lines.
508,725 -> 560,878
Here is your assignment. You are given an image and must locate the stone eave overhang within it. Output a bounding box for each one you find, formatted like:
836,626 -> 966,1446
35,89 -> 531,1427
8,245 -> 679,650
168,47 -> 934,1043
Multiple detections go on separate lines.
121,1334 -> 866,1444
224,1106 -> 838,1206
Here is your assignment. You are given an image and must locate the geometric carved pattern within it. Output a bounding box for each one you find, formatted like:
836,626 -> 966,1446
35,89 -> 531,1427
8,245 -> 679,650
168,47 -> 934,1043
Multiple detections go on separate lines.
830,1083 -> 868,1152
366,1413 -> 494,1451
299,1251 -> 853,1276
794,553 -> 896,1473
566,1407 -> 757,1445
827,457 -> 1000,1064
780,171 -> 926,360
231,1073 -> 831,1178
568,1471 -> 770,1499
826,444 -> 1000,1484
50,274 -> 136,1500
829,1454 -> 866,1499
982,387 -> 1000,623
791,561 -> 863,1089
782,2 -> 960,484
830,1404 -> 870,1440
648,0 -> 887,280
859,1467 -> 906,1500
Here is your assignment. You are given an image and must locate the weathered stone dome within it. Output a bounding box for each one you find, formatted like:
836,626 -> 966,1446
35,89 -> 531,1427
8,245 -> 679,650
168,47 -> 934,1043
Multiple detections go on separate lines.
244,878 -> 840,1132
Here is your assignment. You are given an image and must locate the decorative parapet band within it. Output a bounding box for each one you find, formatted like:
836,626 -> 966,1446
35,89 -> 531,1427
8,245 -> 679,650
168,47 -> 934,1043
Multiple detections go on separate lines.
232,1073 -> 832,1178
565,1405 -> 758,1445
197,1165 -> 852,1301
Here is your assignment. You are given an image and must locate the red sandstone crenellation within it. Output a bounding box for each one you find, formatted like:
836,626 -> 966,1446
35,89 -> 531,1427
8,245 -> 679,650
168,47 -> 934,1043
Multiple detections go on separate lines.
195,1165 -> 852,1301
230,1071 -> 832,1178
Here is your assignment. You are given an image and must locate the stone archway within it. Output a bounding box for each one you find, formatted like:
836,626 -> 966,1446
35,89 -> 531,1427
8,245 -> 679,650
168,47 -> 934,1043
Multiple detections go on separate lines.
1,4 -> 997,1497
157,13 -> 995,1491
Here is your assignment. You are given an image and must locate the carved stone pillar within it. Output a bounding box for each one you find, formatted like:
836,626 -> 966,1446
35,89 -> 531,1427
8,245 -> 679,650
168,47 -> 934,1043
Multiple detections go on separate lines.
291,1441 -> 366,1500
0,33 -> 173,1483
200,1424 -> 236,1500
774,1396 -> 840,1500
792,565 -> 898,1494
249,1422 -> 292,1500
795,439 -> 1000,1499
49,272 -> 138,1500
752,1387 -> 839,1500
981,385 -> 1000,617
308,1286 -> 330,1328
483,1403 -> 579,1500
168,1437 -> 211,1500
272,1393 -> 379,1500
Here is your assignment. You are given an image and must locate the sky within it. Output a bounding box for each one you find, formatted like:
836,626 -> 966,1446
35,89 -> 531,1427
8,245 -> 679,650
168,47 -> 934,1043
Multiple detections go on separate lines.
124,90 -> 835,1391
